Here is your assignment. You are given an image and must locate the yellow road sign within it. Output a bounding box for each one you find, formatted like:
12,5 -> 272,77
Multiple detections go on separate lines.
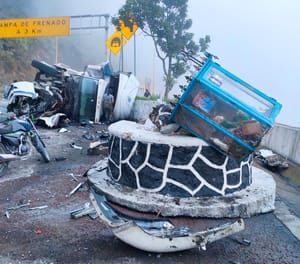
0,16 -> 70,38
119,19 -> 138,40
106,31 -> 127,55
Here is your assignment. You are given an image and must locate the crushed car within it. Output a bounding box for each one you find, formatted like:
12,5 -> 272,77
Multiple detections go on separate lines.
4,60 -> 139,126
254,148 -> 289,170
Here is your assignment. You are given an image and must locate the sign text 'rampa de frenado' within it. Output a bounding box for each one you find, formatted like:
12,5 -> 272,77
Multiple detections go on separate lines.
0,16 -> 70,38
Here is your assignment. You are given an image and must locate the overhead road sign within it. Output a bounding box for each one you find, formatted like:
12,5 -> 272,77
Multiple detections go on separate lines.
106,31 -> 127,55
0,16 -> 70,38
70,14 -> 109,30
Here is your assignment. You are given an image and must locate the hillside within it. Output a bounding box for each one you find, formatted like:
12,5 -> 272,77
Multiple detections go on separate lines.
0,1 -> 55,92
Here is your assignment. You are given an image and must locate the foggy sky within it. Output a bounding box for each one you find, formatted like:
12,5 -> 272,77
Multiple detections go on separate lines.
191,0 -> 300,128
2,0 -> 299,127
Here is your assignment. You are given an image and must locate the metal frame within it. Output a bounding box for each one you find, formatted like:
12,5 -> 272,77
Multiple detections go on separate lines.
171,55 -> 282,159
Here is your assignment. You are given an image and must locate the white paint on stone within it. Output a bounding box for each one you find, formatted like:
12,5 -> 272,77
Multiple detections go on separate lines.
108,120 -> 252,197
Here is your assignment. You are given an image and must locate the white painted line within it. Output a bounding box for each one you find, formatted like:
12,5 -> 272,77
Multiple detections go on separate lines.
274,200 -> 300,241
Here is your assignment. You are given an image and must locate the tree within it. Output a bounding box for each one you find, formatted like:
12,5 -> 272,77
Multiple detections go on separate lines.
113,0 -> 210,98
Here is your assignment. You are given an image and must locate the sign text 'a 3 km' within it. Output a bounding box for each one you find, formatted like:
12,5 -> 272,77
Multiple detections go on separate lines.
0,16 -> 70,38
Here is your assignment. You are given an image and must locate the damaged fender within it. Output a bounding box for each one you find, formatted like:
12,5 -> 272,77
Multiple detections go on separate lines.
89,189 -> 245,253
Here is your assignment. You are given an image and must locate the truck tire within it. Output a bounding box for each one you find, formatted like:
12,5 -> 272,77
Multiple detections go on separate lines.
31,60 -> 61,78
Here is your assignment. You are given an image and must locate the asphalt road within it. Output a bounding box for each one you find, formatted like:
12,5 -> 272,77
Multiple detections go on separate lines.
0,114 -> 299,263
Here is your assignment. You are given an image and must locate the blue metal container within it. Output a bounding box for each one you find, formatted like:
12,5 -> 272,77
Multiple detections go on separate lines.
170,54 -> 282,160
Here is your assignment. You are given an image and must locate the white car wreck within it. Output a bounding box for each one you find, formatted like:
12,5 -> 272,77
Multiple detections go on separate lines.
90,189 -> 245,253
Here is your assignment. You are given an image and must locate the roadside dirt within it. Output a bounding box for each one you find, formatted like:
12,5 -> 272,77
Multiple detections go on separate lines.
0,122 -> 114,263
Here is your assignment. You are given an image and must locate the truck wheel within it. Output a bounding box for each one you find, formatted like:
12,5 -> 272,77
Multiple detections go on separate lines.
31,60 -> 61,78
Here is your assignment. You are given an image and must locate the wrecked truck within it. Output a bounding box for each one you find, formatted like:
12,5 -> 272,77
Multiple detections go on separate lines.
4,60 -> 139,125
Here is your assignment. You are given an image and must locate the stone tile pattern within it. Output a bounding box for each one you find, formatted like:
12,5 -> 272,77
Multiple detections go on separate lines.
108,135 -> 252,197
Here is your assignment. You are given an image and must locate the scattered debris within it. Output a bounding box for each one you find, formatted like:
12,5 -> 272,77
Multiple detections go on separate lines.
68,173 -> 79,182
82,133 -> 95,140
7,202 -> 30,210
70,142 -> 83,150
37,113 -> 67,128
230,237 -> 251,246
89,141 -> 102,149
87,141 -> 109,156
4,210 -> 10,218
58,128 -> 69,133
70,202 -> 97,219
242,239 -> 251,246
149,104 -> 177,133
55,156 -> 67,161
28,205 -> 48,210
96,130 -> 110,139
67,182 -> 84,197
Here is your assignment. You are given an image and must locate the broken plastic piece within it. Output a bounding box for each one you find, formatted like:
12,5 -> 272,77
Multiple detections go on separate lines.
70,143 -> 83,150
28,205 -> 48,210
70,202 -> 97,219
67,182 -> 84,197
58,128 -> 69,133
89,189 -> 245,253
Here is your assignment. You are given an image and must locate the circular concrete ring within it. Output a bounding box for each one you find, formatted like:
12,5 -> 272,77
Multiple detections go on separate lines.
88,160 -> 275,218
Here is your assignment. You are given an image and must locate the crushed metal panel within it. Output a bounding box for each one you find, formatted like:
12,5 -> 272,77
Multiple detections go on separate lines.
112,73 -> 139,121
36,113 -> 66,128
7,81 -> 38,103
89,189 -> 245,253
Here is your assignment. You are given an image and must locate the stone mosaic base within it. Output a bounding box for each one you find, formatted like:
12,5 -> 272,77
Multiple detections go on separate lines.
88,161 -> 275,218
107,121 -> 252,198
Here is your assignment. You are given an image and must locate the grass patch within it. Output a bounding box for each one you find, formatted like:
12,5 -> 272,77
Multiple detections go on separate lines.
135,95 -> 160,101
135,96 -> 178,104
280,164 -> 300,186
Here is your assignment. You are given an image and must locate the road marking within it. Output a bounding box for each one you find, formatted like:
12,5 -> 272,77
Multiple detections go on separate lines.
274,200 -> 300,240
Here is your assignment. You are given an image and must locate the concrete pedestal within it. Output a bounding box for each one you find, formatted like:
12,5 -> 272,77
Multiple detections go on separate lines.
88,160 -> 275,218
87,121 -> 275,218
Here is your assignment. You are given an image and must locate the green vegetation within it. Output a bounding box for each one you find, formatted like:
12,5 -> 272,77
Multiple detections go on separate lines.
113,0 -> 210,98
280,164 -> 300,186
0,1 -> 55,89
135,95 -> 160,101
